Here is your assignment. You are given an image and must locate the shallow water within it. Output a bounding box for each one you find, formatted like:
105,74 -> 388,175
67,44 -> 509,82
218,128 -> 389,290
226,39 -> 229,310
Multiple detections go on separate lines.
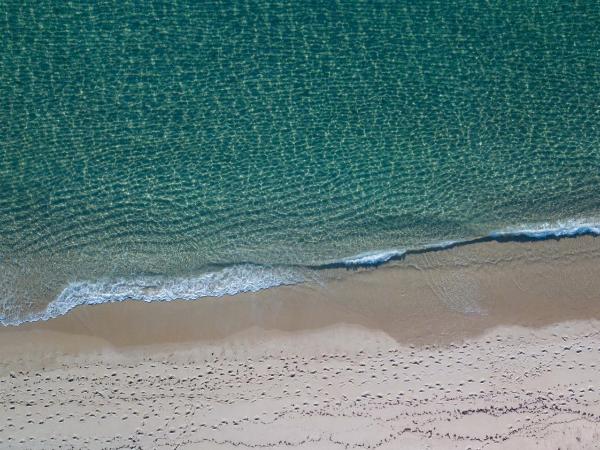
1,1 -> 599,323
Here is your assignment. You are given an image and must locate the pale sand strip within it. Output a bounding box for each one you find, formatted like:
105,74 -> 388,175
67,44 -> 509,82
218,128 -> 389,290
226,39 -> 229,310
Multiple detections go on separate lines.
1,236 -> 600,448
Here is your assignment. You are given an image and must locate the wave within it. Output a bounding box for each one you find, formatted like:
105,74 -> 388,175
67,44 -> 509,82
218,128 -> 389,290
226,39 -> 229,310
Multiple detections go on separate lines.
0,264 -> 306,326
2,218 -> 599,326
317,218 -> 600,269
488,219 -> 600,239
317,249 -> 407,269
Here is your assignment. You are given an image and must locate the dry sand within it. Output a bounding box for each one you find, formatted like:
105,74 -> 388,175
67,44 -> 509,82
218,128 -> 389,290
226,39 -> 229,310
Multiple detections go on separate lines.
1,236 -> 600,449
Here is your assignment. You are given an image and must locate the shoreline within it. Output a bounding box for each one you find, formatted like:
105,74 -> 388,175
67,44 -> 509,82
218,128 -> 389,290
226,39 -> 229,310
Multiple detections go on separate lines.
3,218 -> 600,327
2,236 -> 600,448
2,235 -> 600,350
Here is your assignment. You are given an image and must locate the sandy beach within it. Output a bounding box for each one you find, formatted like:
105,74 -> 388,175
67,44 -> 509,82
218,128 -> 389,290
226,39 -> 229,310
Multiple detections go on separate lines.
3,1 -> 600,448
2,236 -> 600,449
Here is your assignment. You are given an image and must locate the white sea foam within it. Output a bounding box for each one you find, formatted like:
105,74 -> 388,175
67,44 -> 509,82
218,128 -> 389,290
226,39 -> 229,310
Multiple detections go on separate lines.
1,264 -> 306,326
338,249 -> 406,267
335,218 -> 600,268
323,218 -> 600,269
3,218 -> 599,326
489,218 -> 600,239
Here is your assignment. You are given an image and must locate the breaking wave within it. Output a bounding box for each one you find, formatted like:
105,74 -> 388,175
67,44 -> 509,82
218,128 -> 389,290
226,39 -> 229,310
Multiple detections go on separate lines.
1,264 -> 306,326
1,217 -> 599,326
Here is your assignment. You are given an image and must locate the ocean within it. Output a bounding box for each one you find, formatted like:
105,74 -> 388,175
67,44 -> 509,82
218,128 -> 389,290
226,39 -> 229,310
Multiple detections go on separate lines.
1,1 -> 599,325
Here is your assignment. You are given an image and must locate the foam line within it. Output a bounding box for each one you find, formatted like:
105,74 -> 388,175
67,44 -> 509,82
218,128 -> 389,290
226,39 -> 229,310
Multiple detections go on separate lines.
1,264 -> 305,326
2,218 -> 599,326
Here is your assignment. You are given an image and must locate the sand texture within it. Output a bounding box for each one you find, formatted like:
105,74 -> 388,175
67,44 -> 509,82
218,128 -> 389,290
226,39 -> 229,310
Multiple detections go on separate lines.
1,237 -> 600,448
2,323 -> 600,449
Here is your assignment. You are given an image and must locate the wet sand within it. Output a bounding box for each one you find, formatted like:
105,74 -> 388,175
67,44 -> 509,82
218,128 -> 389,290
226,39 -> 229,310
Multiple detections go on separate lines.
1,236 -> 600,448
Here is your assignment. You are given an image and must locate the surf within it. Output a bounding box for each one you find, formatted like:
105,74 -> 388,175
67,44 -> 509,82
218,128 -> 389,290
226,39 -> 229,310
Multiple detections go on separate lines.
0,264 -> 307,326
2,217 -> 599,326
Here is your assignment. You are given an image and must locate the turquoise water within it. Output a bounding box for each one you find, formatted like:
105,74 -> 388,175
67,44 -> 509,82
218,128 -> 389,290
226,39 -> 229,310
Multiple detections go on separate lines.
1,1 -> 600,324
